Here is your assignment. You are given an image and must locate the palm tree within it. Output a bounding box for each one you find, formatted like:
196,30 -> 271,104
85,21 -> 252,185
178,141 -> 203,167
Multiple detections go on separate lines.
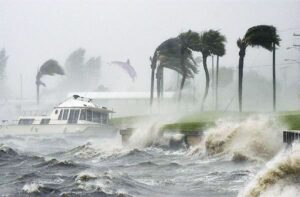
192,30 -> 226,111
157,52 -> 198,99
150,36 -> 198,104
150,38 -> 180,104
237,25 -> 280,112
178,30 -> 200,101
36,59 -> 65,104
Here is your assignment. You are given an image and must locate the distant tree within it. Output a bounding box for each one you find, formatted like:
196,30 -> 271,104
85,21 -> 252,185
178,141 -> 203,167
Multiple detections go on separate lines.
63,48 -> 101,92
237,25 -> 280,112
85,57 -> 101,88
0,49 -> 8,81
36,59 -> 64,104
65,48 -> 85,76
0,49 -> 8,97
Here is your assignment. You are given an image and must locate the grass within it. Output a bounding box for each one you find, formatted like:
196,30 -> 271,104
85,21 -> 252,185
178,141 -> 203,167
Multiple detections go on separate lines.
161,121 -> 215,132
111,110 -> 300,133
278,113 -> 300,130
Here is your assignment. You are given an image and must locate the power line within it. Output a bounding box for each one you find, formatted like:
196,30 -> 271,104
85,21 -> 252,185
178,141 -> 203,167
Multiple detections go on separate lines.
226,62 -> 300,71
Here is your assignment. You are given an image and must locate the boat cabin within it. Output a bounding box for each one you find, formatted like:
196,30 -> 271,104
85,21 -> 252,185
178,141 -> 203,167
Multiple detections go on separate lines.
17,95 -> 114,125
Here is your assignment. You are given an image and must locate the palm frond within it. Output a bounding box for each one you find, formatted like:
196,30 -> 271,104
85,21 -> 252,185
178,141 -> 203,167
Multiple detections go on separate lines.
39,59 -> 65,76
36,59 -> 65,86
244,25 -> 281,51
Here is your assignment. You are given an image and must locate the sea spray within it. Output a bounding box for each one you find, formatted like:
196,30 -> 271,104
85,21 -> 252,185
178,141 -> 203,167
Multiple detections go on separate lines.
128,121 -> 163,148
191,115 -> 283,161
239,143 -> 300,197
127,114 -> 185,148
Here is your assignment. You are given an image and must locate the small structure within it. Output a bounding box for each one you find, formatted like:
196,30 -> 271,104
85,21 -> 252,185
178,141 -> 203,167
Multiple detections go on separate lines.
283,130 -> 300,144
119,128 -> 203,148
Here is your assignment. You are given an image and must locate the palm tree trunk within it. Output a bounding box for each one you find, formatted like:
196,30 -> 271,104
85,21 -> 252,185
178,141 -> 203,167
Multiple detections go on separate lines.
150,52 -> 158,106
216,56 -> 219,111
161,67 -> 164,98
201,55 -> 209,111
179,75 -> 186,102
238,48 -> 246,112
272,42 -> 276,111
36,84 -> 40,105
156,77 -> 160,101
178,49 -> 186,102
150,68 -> 155,106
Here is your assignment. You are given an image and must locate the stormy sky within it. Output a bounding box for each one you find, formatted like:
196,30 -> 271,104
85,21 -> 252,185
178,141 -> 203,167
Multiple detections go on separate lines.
0,0 -> 300,98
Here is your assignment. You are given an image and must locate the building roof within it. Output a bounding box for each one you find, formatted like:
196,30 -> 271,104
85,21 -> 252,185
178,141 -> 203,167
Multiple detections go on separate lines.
67,91 -> 175,99
56,96 -> 113,112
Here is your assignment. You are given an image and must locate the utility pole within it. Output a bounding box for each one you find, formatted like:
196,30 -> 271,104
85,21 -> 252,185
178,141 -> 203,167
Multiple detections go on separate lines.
272,43 -> 276,112
20,74 -> 23,100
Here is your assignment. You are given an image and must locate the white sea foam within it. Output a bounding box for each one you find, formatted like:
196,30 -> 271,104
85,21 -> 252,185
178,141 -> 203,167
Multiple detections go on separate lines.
190,115 -> 283,161
22,182 -> 41,193
239,143 -> 300,197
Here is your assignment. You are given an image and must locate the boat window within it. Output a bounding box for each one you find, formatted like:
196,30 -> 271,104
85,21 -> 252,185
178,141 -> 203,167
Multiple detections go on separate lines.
68,109 -> 80,124
92,111 -> 101,123
62,109 -> 69,120
58,110 -> 63,120
101,113 -> 108,124
74,110 -> 80,123
87,110 -> 92,121
80,109 -> 86,120
18,119 -> 35,125
40,118 -> 50,125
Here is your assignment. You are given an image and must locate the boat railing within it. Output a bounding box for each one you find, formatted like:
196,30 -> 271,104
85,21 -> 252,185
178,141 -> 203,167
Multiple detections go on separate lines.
0,119 -> 19,126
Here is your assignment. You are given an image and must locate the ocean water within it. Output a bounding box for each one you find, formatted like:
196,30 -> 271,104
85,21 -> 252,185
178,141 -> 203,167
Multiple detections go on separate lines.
0,116 -> 299,197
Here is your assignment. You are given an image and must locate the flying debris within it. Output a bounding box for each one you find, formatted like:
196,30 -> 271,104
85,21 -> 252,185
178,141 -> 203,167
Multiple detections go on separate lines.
110,59 -> 137,81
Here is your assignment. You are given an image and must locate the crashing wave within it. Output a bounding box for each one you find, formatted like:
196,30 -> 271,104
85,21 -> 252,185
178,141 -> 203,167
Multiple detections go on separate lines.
0,144 -> 18,157
238,143 -> 300,197
201,115 -> 283,161
53,142 -> 100,159
34,158 -> 78,168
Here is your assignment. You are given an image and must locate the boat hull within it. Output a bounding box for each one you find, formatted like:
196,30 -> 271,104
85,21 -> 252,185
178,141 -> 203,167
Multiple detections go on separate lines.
0,124 -> 118,138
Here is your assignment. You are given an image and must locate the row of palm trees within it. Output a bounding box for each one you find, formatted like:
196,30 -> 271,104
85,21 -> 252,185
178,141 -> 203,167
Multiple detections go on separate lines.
150,25 -> 280,112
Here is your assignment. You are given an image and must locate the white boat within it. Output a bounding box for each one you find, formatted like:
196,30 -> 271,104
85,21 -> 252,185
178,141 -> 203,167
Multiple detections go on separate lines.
0,95 -> 118,137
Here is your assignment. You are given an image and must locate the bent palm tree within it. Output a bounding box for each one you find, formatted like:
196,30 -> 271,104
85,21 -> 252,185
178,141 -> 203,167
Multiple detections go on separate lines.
150,36 -> 198,103
192,30 -> 226,111
178,30 -> 200,101
150,38 -> 181,104
36,59 -> 65,104
237,25 -> 280,112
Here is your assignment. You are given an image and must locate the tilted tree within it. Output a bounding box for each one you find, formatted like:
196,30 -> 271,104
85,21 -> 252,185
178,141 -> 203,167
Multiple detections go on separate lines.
0,49 -> 8,81
150,38 -> 181,104
0,49 -> 8,98
150,35 -> 198,104
237,25 -> 280,112
36,59 -> 65,104
191,30 -> 226,111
